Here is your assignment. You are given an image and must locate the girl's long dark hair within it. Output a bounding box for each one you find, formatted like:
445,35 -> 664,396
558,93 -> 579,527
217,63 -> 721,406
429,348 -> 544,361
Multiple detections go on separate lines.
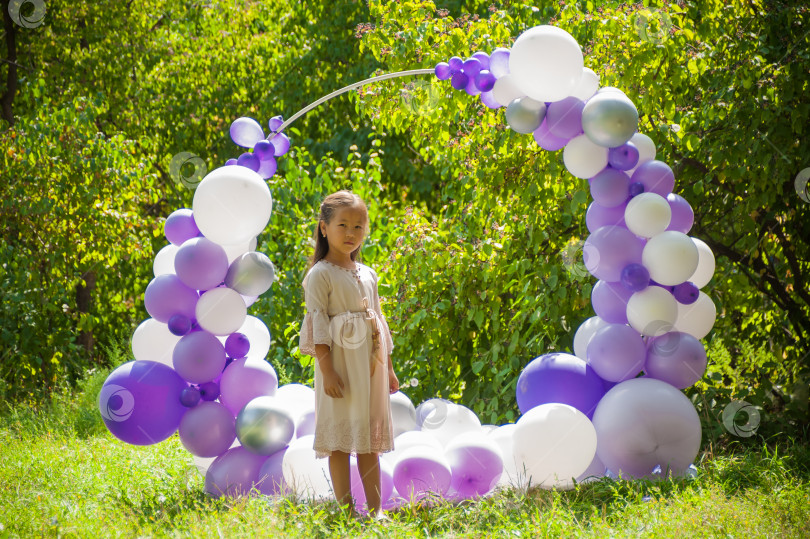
308,190 -> 369,270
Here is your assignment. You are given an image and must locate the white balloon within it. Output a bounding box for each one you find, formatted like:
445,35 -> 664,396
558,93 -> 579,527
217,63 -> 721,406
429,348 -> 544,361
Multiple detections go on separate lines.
509,25 -> 584,102
627,286 -> 678,336
628,132 -> 656,175
487,424 -> 520,488
674,291 -> 716,339
153,244 -> 179,277
512,403 -> 596,489
276,383 -> 315,408
573,316 -> 610,360
563,134 -> 609,179
131,318 -> 180,367
444,431 -> 503,496
420,402 -> 481,446
625,193 -> 672,238
238,315 -> 271,361
390,391 -> 418,436
282,435 -> 332,500
572,67 -> 599,100
385,430 -> 443,468
643,231 -> 700,286
491,74 -> 525,107
689,238 -> 715,288
192,166 -> 272,246
196,287 -> 247,336
223,237 -> 258,264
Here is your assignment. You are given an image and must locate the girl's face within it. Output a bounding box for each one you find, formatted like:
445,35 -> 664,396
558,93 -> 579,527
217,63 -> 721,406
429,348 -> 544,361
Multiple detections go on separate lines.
319,205 -> 368,257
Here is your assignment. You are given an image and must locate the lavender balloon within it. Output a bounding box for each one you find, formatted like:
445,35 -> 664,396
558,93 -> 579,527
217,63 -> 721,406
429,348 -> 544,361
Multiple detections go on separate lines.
630,160 -> 675,196
98,360 -> 187,445
472,51 -> 490,70
393,447 -> 452,500
257,154 -> 277,179
673,281 -> 699,304
219,357 -> 278,415
488,47 -> 510,78
586,201 -> 627,232
179,401 -> 236,457
270,132 -> 290,156
180,386 -> 201,407
224,158 -> 237,166
230,117 -> 264,148
258,448 -> 289,495
608,142 -> 640,170
236,152 -> 260,173
645,332 -> 707,389
225,332 -> 251,358
546,96 -> 585,139
434,62 -> 452,80
516,352 -> 607,418
168,314 -> 192,336
445,433 -> 503,499
591,280 -> 633,324
629,181 -> 645,197
620,263 -> 650,292
479,90 -> 501,109
199,381 -> 220,401
164,209 -> 200,246
451,71 -> 469,90
253,140 -> 274,160
475,70 -> 496,92
462,57 -> 482,78
666,193 -> 694,233
448,56 -> 463,71
586,324 -> 646,382
590,168 -> 630,208
533,118 -> 569,151
174,237 -> 229,291
268,115 -> 283,132
173,330 -> 226,384
583,225 -> 644,282
143,274 -> 198,323
205,446 -> 267,498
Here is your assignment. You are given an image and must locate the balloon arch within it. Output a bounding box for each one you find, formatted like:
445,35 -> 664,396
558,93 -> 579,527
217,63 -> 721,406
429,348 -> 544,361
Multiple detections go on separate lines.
100,25 -> 716,506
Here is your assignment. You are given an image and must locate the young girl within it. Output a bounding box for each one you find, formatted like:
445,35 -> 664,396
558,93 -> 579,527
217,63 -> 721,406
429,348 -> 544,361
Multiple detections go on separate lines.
299,190 -> 399,519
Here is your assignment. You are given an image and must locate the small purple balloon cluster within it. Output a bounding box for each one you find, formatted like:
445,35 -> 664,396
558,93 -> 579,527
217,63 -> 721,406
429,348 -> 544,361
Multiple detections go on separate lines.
225,115 -> 291,178
434,48 -> 510,109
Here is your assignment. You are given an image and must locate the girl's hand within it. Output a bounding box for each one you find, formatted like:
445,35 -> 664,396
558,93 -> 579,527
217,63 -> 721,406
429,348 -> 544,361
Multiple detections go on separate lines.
322,367 -> 345,398
388,369 -> 399,394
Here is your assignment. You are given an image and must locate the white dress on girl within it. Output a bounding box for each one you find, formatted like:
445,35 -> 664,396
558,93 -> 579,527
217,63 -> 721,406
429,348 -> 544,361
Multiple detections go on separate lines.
299,259 -> 395,458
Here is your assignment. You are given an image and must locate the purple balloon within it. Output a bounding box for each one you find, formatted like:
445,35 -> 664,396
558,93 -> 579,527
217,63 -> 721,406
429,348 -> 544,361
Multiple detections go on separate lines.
516,353 -> 607,418
629,181 -> 645,197
268,115 -> 284,132
350,458 -> 394,511
446,441 -> 502,499
219,358 -> 278,415
257,155 -> 277,179
631,160 -> 675,196
592,280 -> 633,324
164,209 -> 200,246
253,140 -> 274,160
546,96 -> 585,139
270,132 -> 291,156
200,381 -> 221,401
205,446 -> 266,498
673,281 -> 699,304
144,274 -> 198,323
168,314 -> 192,336
488,48 -> 510,78
173,331 -> 226,384
472,51 -> 490,70
448,56 -> 463,71
590,168 -> 630,208
180,386 -> 201,407
533,119 -> 569,151
462,57 -> 482,78
174,237 -> 229,291
666,193 -> 694,234
295,409 -> 316,437
258,448 -> 289,495
434,62 -> 452,80
451,71 -> 470,90
230,117 -> 264,148
179,401 -> 236,457
587,324 -> 646,382
620,263 -> 650,292
479,90 -> 501,110
474,70 -> 496,92
225,332 -> 251,358
464,74 -> 481,96
236,152 -> 260,172
583,225 -> 644,282
586,201 -> 627,232
608,142 -> 640,170
98,361 -> 188,445
225,158 -> 237,166
645,332 -> 707,389
393,450 -> 452,500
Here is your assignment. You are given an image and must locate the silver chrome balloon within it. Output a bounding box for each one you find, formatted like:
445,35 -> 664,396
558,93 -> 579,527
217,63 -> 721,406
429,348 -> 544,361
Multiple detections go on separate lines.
581,92 -> 639,148
236,396 -> 295,455
505,97 -> 547,134
225,251 -> 276,296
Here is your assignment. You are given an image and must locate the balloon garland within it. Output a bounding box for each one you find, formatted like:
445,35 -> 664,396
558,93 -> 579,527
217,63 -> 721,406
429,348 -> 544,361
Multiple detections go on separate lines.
99,25 -> 714,507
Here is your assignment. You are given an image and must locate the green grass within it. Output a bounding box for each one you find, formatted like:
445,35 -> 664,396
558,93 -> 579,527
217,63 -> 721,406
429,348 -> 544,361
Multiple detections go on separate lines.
1,369 -> 808,538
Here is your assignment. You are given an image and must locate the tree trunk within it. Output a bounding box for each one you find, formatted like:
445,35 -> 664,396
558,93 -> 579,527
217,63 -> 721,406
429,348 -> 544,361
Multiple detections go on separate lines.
76,270 -> 96,357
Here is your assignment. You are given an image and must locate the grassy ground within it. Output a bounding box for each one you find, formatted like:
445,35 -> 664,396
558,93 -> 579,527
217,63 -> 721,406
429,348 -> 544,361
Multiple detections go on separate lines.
1,369 -> 808,538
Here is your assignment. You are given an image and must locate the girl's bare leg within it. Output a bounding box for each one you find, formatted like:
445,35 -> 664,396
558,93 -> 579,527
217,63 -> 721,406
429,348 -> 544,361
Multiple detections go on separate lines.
328,451 -> 355,516
357,452 -> 382,517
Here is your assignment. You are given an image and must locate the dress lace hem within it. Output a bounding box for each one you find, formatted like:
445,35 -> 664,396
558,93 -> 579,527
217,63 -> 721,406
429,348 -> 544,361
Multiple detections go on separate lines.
313,418 -> 394,459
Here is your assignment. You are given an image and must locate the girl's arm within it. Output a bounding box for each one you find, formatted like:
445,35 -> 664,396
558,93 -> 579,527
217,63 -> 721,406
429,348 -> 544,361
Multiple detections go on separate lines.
316,343 -> 345,398
315,343 -> 335,373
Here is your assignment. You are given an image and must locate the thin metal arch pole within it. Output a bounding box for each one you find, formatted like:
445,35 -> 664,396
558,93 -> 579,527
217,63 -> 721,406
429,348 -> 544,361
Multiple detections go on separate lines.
271,68 -> 435,136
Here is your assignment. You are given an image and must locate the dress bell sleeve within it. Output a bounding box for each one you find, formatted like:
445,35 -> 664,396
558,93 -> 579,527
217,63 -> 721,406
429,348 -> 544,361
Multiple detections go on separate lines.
299,267 -> 332,357
371,269 -> 395,356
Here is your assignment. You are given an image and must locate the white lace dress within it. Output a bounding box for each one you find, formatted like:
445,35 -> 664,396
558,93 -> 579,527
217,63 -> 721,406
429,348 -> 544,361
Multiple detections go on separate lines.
299,259 -> 395,459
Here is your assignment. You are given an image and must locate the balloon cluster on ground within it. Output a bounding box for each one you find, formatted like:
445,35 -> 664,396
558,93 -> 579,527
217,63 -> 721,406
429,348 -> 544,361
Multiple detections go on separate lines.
100,24 -> 710,509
